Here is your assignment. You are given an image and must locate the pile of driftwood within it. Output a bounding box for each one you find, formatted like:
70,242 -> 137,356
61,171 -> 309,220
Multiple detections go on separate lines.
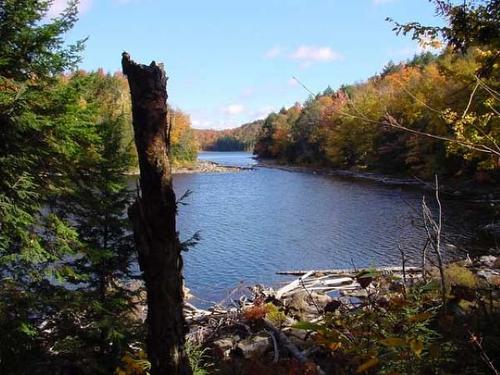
183,266 -> 423,373
274,266 -> 422,298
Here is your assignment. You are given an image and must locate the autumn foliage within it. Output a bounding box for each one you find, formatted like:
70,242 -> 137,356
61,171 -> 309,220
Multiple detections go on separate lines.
195,120 -> 263,151
169,108 -> 199,165
254,48 -> 499,182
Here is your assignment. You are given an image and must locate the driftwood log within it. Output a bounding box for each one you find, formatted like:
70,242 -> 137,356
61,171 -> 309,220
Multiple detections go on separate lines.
276,266 -> 422,276
122,53 -> 191,375
275,266 -> 423,297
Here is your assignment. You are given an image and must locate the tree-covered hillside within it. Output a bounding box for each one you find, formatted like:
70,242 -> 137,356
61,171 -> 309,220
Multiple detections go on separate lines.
195,120 -> 263,151
254,47 -> 499,183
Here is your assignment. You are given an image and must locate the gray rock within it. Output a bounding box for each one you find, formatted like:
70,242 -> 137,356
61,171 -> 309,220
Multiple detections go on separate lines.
284,327 -> 310,341
479,255 -> 498,268
183,286 -> 193,300
342,289 -> 369,298
445,243 -> 458,251
213,337 -> 234,351
477,269 -> 500,287
286,292 -> 312,313
310,292 -> 332,307
213,337 -> 235,358
236,334 -> 270,358
285,291 -> 332,318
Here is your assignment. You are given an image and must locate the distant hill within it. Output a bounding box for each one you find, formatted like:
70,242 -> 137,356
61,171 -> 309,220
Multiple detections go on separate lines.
194,120 -> 264,151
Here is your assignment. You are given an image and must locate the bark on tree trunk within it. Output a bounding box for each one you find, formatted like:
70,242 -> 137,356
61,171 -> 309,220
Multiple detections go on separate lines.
121,52 -> 191,375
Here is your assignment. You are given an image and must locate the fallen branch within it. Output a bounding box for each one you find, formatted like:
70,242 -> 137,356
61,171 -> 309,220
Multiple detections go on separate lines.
277,266 -> 422,276
262,318 -> 308,363
265,329 -> 280,363
263,318 -> 326,375
276,270 -> 314,299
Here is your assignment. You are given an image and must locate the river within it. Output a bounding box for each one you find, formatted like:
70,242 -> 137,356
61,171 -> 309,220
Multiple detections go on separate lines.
168,152 -> 482,305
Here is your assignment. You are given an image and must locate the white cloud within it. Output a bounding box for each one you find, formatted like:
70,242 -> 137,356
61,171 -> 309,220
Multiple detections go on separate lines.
289,46 -> 342,66
288,78 -> 299,86
264,46 -> 283,59
221,104 -> 246,115
47,0 -> 92,17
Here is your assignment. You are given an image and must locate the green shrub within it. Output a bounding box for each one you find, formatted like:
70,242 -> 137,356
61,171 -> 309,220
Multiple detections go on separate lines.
265,303 -> 287,327
185,341 -> 213,375
445,264 -> 477,289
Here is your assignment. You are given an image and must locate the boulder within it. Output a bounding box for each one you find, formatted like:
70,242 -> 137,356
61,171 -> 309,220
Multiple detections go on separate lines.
284,327 -> 310,341
284,327 -> 314,350
477,269 -> 500,287
286,292 -> 312,312
310,292 -> 333,308
495,257 -> 500,270
183,286 -> 193,300
342,289 -> 369,298
236,334 -> 270,359
213,337 -> 235,358
479,255 -> 498,268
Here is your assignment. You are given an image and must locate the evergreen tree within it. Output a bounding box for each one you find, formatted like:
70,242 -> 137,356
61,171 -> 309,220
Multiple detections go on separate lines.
0,3 -> 141,373
0,2 -> 92,372
381,60 -> 401,77
52,75 -> 141,371
0,0 -> 86,278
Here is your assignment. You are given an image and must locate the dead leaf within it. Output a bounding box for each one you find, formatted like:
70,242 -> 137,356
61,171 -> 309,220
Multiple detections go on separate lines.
409,339 -> 424,357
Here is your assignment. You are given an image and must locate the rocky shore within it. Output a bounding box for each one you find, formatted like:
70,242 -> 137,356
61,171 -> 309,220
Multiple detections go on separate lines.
127,160 -> 254,175
173,160 -> 253,174
183,255 -> 500,374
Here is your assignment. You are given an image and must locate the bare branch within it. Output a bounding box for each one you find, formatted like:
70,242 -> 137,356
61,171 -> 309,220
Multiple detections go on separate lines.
385,114 -> 500,157
462,80 -> 481,118
421,176 -> 447,304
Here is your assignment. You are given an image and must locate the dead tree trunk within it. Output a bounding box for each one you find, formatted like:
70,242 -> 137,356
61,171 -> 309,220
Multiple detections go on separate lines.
121,52 -> 191,375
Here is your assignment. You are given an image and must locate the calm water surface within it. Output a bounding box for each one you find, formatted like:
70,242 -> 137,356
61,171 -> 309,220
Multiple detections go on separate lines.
168,152 -> 479,305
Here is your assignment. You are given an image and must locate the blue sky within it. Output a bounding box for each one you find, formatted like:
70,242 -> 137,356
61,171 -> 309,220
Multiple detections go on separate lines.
52,0 -> 445,129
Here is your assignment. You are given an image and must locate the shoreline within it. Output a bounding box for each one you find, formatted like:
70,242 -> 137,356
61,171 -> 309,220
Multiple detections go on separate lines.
182,254 -> 500,373
256,158 -> 500,203
256,159 -> 422,186
174,160 -> 255,174
126,159 -> 254,176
